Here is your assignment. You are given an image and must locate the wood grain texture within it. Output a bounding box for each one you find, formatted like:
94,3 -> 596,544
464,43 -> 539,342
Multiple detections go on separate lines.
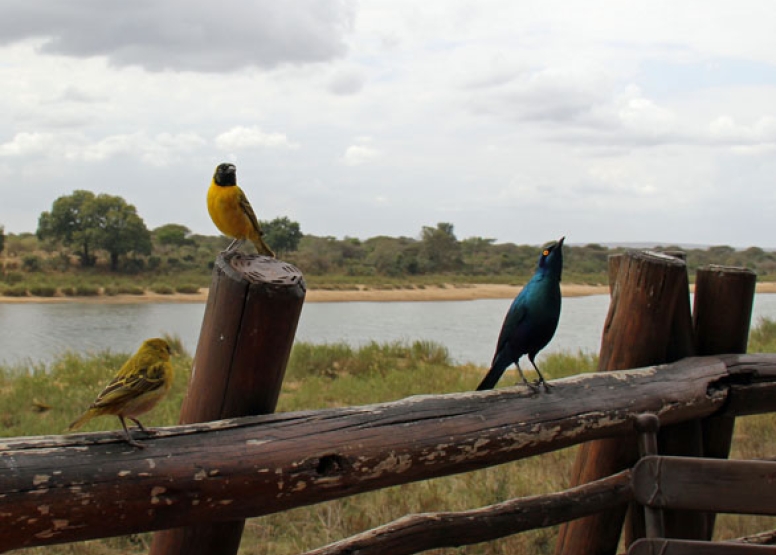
557,251 -> 690,555
633,456 -> 776,515
299,471 -> 634,555
3,355 -> 763,552
692,265 -> 756,540
148,253 -> 305,555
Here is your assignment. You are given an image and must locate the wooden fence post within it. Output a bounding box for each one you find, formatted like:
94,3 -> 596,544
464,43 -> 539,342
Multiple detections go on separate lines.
149,253 -> 305,555
641,251 -> 707,541
693,265 -> 756,539
555,251 -> 689,555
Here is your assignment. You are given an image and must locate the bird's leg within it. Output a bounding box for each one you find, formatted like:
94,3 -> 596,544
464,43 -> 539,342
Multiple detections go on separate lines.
129,417 -> 154,437
528,355 -> 552,391
515,362 -> 539,392
118,416 -> 146,449
221,239 -> 245,262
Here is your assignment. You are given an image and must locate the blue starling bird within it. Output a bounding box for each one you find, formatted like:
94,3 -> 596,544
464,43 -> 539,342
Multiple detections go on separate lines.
477,237 -> 564,391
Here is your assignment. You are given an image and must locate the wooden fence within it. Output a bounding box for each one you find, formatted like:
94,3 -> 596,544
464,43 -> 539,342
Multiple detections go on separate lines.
0,251 -> 772,555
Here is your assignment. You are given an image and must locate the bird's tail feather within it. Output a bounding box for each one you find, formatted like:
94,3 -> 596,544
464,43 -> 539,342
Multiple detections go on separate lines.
68,409 -> 96,431
252,238 -> 276,258
476,353 -> 511,391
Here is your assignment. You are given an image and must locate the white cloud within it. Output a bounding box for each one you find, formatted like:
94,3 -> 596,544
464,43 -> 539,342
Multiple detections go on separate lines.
327,68 -> 366,95
3,2 -> 776,247
342,144 -> 380,166
0,1 -> 356,72
708,115 -> 776,146
0,130 -> 206,165
214,126 -> 299,151
0,132 -> 58,157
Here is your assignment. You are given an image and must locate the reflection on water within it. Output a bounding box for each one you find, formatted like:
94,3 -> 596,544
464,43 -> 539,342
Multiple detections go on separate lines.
1,294 -> 776,367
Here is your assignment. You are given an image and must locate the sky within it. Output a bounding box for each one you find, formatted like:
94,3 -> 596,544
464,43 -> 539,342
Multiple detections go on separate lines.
2,1 -> 776,248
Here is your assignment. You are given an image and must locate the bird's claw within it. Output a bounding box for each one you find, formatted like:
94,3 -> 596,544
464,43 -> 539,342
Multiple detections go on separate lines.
536,380 -> 553,392
118,432 -> 146,449
520,380 -> 540,393
220,249 -> 241,263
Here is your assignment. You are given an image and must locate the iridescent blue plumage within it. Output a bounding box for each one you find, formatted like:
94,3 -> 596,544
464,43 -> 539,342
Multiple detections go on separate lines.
476,237 -> 564,391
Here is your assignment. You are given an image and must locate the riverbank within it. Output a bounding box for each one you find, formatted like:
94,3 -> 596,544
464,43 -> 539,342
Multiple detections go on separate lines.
1,282 -> 776,304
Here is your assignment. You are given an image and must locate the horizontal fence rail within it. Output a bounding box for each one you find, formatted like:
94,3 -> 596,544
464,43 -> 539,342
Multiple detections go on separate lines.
1,354 -> 775,552
299,471 -> 635,555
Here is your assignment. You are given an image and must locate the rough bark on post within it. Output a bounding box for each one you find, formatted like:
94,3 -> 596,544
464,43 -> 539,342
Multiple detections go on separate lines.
693,265 -> 756,539
555,251 -> 688,555
149,253 -> 305,555
649,252 -> 706,541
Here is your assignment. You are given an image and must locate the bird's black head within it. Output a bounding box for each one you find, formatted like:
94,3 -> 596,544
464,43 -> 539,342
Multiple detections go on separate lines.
537,236 -> 565,279
213,163 -> 237,186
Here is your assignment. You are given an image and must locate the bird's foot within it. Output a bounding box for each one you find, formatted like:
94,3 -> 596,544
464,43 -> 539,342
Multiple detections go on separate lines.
126,438 -> 146,449
535,379 -> 553,392
117,432 -> 146,449
220,249 -> 243,263
520,380 -> 540,393
129,418 -> 153,436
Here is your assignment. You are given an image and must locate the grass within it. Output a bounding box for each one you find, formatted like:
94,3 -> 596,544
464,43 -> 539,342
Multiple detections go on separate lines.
2,322 -> 776,554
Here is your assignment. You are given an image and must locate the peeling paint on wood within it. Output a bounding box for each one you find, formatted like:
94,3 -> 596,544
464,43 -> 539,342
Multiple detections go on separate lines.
0,354 -> 772,552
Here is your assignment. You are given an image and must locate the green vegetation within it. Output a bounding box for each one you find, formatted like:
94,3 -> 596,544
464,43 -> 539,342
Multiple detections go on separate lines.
2,321 -> 775,554
37,190 -> 152,271
3,190 -> 776,299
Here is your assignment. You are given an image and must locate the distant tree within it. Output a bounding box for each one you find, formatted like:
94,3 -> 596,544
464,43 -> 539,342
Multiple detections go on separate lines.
37,190 -> 151,270
261,216 -> 302,255
37,190 -> 99,267
365,236 -> 406,276
154,224 -> 195,248
461,236 -> 496,256
420,222 -> 463,272
0,225 -> 5,257
91,194 -> 152,271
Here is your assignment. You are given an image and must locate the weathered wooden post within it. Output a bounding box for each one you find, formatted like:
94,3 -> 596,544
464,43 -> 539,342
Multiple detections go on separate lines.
693,264 -> 756,538
643,250 -> 706,541
555,251 -> 689,555
149,253 -> 305,555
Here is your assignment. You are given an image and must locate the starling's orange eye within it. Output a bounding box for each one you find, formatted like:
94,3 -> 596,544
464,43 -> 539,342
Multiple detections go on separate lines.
543,249 -> 550,256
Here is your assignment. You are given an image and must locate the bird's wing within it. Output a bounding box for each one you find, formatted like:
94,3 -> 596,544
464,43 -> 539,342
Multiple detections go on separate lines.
91,361 -> 168,409
238,189 -> 265,236
495,294 -> 528,352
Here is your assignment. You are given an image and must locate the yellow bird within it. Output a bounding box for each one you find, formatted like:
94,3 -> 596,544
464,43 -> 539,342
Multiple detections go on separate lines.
68,338 -> 174,448
207,163 -> 276,257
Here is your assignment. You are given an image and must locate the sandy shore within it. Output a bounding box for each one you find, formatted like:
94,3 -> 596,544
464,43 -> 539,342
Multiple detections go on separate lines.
1,282 -> 775,304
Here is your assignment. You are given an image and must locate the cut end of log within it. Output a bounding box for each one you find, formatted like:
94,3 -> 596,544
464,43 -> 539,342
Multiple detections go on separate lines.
636,250 -> 687,266
217,253 -> 306,289
698,265 -> 757,278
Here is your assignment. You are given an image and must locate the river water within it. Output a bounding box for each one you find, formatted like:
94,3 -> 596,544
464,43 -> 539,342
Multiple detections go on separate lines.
1,294 -> 776,367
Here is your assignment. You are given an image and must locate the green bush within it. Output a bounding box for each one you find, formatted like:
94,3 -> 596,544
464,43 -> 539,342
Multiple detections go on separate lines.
116,285 -> 145,295
22,255 -> 42,272
175,284 -> 200,294
28,285 -> 57,297
74,285 -> 100,296
2,271 -> 24,284
2,285 -> 27,297
151,284 -> 174,295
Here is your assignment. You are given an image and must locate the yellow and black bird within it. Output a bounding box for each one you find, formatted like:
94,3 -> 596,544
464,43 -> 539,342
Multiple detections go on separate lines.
207,163 -> 275,257
68,338 -> 174,448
